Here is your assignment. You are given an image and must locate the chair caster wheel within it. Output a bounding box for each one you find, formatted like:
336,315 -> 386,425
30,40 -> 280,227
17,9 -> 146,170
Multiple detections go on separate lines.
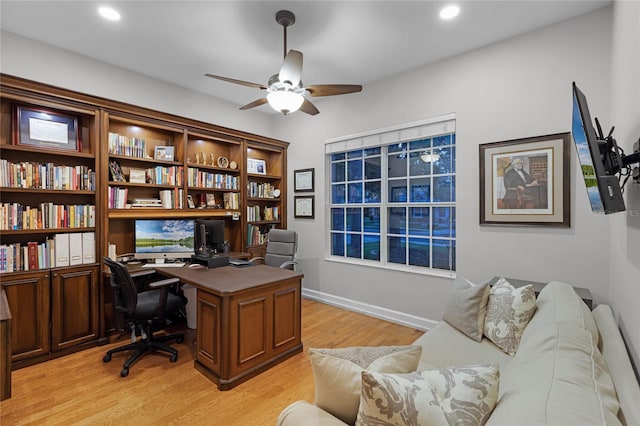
176,336 -> 184,344
170,355 -> 178,363
103,354 -> 112,363
120,368 -> 129,377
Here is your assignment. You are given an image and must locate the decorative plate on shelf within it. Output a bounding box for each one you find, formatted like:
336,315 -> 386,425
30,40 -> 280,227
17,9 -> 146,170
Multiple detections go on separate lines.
273,189 -> 281,197
217,156 -> 229,168
229,160 -> 238,170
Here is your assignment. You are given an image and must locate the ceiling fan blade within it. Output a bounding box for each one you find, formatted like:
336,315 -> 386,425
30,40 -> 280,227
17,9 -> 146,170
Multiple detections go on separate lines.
239,98 -> 268,110
205,74 -> 267,90
305,84 -> 363,97
299,98 -> 319,115
279,50 -> 303,86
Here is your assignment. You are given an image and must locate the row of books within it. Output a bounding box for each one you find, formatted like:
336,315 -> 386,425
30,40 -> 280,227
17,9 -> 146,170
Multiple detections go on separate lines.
187,168 -> 239,190
0,232 -> 96,273
246,224 -> 269,247
108,187 -> 129,209
146,165 -> 183,186
223,192 -> 240,210
159,188 -> 184,209
247,182 -> 278,198
246,205 -> 279,222
0,203 -> 96,231
108,132 -> 149,158
0,159 -> 96,191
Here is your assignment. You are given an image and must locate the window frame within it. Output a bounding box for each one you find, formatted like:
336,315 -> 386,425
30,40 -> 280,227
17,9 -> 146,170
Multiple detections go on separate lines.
325,114 -> 456,278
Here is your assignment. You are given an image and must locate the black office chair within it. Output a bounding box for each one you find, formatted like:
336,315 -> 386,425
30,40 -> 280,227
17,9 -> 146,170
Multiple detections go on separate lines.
103,257 -> 186,377
249,228 -> 298,270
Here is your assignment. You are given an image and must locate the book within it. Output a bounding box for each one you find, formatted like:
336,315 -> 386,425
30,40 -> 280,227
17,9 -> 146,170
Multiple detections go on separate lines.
28,241 -> 38,270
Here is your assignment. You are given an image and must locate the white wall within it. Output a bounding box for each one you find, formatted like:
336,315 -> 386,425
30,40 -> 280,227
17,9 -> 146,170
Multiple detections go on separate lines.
280,6 -> 615,323
0,31 -> 276,138
609,0 -> 640,373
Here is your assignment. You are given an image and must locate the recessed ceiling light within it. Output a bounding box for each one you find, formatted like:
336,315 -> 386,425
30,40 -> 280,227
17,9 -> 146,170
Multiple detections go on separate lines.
98,6 -> 121,21
439,5 -> 460,20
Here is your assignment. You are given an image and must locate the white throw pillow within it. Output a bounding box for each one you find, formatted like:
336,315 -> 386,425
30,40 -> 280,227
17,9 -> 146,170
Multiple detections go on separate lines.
483,278 -> 537,355
309,345 -> 422,425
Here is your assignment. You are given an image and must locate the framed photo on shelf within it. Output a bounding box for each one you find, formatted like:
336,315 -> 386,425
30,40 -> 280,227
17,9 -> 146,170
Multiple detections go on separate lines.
13,104 -> 81,152
109,160 -> 126,182
187,194 -> 196,209
154,145 -> 174,161
294,168 -> 314,192
294,195 -> 315,219
247,158 -> 267,175
479,132 -> 570,227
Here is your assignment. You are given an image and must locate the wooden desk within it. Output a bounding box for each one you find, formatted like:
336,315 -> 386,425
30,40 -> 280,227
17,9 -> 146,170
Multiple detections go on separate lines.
154,264 -> 303,390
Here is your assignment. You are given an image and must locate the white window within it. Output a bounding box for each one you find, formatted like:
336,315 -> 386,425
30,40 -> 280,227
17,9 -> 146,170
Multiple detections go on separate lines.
326,115 -> 456,275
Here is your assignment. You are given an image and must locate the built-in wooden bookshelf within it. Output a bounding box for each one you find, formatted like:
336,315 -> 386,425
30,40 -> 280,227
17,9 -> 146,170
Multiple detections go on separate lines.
1,74 -> 289,358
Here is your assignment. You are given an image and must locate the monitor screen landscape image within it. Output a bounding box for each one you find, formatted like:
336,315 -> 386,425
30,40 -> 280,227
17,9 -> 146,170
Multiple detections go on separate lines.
134,219 -> 195,259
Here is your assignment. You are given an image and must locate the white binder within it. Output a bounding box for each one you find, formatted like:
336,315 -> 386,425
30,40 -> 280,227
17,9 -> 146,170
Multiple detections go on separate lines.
69,233 -> 83,265
54,233 -> 70,267
82,232 -> 96,264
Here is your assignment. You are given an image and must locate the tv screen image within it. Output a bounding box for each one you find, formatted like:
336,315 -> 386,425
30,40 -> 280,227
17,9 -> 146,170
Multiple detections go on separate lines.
572,93 -> 605,213
571,82 -> 626,214
134,219 -> 195,261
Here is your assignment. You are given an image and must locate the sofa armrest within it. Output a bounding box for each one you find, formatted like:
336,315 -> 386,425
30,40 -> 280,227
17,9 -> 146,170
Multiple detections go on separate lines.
592,304 -> 640,426
277,401 -> 347,426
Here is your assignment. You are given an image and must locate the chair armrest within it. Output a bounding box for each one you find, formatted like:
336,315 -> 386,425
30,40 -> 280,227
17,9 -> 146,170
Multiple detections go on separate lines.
279,261 -> 297,270
130,269 -> 157,279
249,256 -> 265,264
148,277 -> 181,289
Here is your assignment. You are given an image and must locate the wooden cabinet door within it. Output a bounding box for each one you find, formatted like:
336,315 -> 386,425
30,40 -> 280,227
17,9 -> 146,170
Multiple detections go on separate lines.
50,265 -> 100,352
196,290 -> 222,375
2,271 -> 50,363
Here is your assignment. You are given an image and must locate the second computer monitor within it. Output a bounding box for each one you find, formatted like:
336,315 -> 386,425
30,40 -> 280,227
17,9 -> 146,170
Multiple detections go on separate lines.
195,218 -> 225,254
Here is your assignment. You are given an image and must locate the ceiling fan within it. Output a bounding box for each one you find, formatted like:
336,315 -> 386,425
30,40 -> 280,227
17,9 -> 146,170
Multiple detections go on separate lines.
205,10 -> 362,116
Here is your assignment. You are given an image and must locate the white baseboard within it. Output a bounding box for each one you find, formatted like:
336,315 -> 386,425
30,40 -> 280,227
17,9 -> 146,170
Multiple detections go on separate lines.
302,288 -> 438,331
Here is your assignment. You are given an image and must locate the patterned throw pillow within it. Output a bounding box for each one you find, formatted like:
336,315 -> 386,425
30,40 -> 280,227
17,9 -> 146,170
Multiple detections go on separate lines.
483,278 -> 537,355
356,364 -> 500,426
309,345 -> 422,425
421,364 -> 500,426
356,372 -> 448,426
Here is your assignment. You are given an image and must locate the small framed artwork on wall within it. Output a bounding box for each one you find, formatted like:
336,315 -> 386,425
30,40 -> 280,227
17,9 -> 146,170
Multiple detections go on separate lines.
294,168 -> 314,192
294,195 -> 315,219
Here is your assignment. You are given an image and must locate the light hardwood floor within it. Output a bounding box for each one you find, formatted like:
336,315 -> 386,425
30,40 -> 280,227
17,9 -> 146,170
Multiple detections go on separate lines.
0,298 -> 424,425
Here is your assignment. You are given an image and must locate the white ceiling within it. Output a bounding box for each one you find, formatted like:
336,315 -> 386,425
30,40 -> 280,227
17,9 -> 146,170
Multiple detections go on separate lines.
1,1 -> 610,114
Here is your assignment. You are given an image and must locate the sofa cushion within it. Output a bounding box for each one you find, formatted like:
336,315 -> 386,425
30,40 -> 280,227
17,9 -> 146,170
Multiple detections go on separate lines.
277,401 -> 347,426
309,345 -> 422,425
483,278 -> 536,356
421,364 -> 500,426
488,322 -> 621,426
356,371 -> 447,426
413,321 -> 512,372
521,281 -> 598,346
443,281 -> 490,342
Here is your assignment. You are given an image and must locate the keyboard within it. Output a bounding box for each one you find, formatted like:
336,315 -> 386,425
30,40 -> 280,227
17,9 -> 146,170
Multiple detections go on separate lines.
142,262 -> 185,268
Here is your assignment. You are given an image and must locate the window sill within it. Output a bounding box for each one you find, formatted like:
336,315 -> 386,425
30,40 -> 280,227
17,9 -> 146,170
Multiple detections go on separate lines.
324,255 -> 456,279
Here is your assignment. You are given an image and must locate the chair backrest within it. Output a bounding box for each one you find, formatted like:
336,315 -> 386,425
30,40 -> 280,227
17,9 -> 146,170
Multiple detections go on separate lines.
264,229 -> 297,268
103,257 -> 138,316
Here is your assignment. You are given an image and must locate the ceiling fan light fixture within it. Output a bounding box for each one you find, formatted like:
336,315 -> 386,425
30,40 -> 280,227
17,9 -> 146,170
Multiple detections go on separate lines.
267,91 -> 304,115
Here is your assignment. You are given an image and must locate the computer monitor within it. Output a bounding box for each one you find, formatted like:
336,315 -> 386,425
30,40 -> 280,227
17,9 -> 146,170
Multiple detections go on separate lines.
134,219 -> 195,262
194,218 -> 226,254
571,82 -> 626,214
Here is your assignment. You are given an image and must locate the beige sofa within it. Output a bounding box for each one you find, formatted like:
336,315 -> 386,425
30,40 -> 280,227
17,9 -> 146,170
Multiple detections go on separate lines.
277,281 -> 640,425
